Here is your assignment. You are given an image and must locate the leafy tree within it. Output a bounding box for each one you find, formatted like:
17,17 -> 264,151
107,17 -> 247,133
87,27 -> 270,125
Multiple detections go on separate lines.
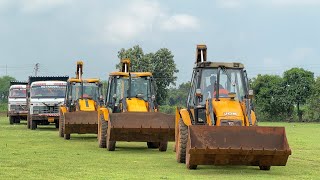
305,77 -> 320,122
151,48 -> 179,104
166,82 -> 190,107
251,74 -> 293,121
0,76 -> 17,103
283,68 -> 314,122
117,45 -> 178,105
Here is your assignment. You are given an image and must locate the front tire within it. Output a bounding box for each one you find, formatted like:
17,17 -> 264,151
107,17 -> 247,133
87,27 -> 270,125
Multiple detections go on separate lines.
98,115 -> 108,148
176,119 -> 188,163
59,113 -> 64,137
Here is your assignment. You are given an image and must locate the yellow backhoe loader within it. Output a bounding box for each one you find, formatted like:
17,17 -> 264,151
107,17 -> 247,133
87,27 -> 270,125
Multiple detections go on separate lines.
98,59 -> 175,151
175,45 -> 291,170
59,61 -> 103,140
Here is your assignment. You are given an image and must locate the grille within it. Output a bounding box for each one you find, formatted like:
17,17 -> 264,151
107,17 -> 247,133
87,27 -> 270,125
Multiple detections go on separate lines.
220,120 -> 242,126
33,106 -> 59,114
10,104 -> 27,111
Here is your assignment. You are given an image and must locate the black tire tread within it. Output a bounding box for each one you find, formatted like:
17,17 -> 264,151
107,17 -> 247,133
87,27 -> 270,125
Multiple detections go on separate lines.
177,118 -> 188,163
98,116 -> 108,148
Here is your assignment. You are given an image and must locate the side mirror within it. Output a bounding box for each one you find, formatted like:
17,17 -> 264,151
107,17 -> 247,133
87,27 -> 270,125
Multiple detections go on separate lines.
112,94 -> 117,100
195,88 -> 202,97
248,90 -> 254,98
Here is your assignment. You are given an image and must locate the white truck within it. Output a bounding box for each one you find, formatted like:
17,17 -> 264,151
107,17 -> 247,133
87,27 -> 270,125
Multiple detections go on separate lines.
7,81 -> 28,124
27,76 -> 68,130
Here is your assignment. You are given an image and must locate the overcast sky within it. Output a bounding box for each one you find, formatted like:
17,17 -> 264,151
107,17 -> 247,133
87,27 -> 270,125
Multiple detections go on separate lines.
0,0 -> 319,84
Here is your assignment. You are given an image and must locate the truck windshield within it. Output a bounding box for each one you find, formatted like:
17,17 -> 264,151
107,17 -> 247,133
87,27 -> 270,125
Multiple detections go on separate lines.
200,68 -> 245,103
31,85 -> 66,98
9,88 -> 26,98
71,82 -> 100,101
114,77 -> 150,101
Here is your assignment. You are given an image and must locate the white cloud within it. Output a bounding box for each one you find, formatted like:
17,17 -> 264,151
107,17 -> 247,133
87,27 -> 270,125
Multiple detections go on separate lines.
161,14 -> 199,31
103,0 -> 163,43
103,0 -> 199,44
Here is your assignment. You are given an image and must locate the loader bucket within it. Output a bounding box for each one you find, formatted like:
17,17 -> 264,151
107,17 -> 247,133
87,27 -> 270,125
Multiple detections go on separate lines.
64,111 -> 98,134
186,126 -> 291,168
108,112 -> 175,142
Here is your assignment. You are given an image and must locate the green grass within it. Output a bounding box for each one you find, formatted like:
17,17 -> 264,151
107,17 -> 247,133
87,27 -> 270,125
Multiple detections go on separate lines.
0,117 -> 319,180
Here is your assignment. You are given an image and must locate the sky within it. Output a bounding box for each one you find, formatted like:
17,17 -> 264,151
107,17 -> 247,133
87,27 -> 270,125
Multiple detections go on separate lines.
0,0 -> 319,84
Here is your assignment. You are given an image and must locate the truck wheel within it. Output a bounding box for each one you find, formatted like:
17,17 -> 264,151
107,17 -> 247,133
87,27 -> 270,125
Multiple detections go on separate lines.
9,117 -> 14,124
31,120 -> 37,130
59,113 -> 64,137
64,134 -> 70,140
98,115 -> 108,148
259,166 -> 271,170
159,141 -> 168,152
15,118 -> 20,124
147,142 -> 160,149
176,119 -> 188,163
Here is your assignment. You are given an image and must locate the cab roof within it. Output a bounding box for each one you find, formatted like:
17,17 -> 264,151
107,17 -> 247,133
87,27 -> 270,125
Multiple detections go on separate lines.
68,78 -> 100,83
195,62 -> 244,69
109,72 -> 153,77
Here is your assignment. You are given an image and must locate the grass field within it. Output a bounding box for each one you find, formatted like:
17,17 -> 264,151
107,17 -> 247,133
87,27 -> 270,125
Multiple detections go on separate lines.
0,116 -> 319,180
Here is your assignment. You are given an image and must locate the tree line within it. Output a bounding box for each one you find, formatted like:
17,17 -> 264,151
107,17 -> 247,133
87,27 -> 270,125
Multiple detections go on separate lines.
1,45 -> 319,122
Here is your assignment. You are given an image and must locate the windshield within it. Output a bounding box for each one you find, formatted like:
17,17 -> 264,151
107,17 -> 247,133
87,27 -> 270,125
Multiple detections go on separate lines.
31,85 -> 66,98
200,68 -> 245,104
9,88 -> 26,98
114,77 -> 150,102
71,82 -> 100,101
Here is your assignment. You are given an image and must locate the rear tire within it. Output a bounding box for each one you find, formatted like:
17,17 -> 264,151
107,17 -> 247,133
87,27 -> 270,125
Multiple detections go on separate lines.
159,141 -> 168,152
259,166 -> 271,171
9,117 -> 14,124
187,164 -> 197,170
59,113 -> 64,137
147,142 -> 160,149
15,118 -> 20,124
107,140 -> 116,151
64,134 -> 70,140
31,120 -> 37,130
176,119 -> 188,163
98,116 -> 108,148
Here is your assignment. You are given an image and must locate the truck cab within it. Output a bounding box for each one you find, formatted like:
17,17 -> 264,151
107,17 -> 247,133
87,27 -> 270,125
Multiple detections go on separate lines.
7,82 -> 28,124
27,76 -> 68,130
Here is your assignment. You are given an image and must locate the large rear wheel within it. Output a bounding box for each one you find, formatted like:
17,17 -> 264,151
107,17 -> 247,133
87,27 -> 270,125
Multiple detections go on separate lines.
159,141 -> 168,152
259,166 -> 271,171
64,134 -> 70,140
98,115 -> 108,148
59,113 -> 64,137
107,140 -> 116,151
147,142 -> 160,149
176,119 -> 188,163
